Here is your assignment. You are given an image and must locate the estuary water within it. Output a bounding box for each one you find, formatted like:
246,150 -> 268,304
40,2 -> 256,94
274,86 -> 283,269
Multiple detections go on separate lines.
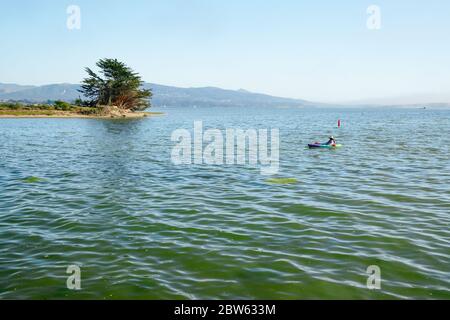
0,106 -> 449,299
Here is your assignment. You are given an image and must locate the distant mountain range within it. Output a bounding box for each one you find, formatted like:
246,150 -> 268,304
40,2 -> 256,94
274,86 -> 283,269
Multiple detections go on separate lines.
2,82 -> 449,109
0,82 -> 316,108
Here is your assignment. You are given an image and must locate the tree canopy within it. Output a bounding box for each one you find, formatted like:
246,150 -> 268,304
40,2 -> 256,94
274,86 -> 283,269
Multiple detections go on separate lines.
79,58 -> 152,111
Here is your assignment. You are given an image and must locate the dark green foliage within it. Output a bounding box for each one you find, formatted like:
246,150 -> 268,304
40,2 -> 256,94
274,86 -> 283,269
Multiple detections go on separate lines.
74,98 -> 84,106
74,97 -> 96,107
0,102 -> 22,110
79,58 -> 152,111
54,100 -> 72,111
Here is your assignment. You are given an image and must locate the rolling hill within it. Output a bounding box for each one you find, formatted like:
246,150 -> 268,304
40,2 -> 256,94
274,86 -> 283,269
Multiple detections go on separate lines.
0,82 -> 314,108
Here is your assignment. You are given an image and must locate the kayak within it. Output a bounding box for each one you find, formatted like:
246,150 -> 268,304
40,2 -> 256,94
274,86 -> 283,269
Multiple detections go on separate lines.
308,143 -> 342,149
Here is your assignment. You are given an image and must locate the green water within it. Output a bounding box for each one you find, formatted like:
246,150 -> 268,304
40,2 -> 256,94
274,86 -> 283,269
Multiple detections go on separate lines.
0,107 -> 449,299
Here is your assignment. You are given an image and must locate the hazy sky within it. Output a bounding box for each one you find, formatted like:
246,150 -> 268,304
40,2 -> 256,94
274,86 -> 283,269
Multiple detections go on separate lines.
1,0 -> 449,102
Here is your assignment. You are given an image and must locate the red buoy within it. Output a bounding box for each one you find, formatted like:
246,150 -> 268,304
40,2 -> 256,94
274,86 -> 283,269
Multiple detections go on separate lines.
338,119 -> 341,128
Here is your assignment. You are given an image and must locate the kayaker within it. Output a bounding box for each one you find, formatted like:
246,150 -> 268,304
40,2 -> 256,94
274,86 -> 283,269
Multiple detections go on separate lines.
325,136 -> 337,146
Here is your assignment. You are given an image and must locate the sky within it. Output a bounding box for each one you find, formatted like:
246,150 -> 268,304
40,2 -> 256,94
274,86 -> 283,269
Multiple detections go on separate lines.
1,0 -> 450,103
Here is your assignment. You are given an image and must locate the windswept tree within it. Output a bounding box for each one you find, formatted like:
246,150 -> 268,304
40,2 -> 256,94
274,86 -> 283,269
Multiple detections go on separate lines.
79,58 -> 152,111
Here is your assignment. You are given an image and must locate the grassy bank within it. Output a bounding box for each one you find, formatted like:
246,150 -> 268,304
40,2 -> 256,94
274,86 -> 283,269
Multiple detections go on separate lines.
0,102 -> 162,118
0,102 -> 97,115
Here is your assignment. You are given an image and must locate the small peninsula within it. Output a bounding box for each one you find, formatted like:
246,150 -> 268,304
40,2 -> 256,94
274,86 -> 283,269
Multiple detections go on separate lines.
0,59 -> 161,119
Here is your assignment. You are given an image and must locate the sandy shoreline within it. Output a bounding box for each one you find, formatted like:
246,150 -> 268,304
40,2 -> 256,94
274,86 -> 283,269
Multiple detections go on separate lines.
0,111 -> 164,119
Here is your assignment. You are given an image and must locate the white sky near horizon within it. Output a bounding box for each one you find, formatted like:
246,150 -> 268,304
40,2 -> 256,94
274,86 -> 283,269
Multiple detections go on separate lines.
1,0 -> 450,103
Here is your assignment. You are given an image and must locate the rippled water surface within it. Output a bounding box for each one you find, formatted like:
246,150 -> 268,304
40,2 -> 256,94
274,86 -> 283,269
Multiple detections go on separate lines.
0,107 -> 449,299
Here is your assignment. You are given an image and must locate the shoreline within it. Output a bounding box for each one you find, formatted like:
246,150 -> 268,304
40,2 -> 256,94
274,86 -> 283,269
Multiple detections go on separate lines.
0,111 -> 164,119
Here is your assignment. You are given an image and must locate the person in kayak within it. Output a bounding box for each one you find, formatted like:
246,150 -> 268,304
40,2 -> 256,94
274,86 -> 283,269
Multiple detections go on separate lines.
325,136 -> 337,146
